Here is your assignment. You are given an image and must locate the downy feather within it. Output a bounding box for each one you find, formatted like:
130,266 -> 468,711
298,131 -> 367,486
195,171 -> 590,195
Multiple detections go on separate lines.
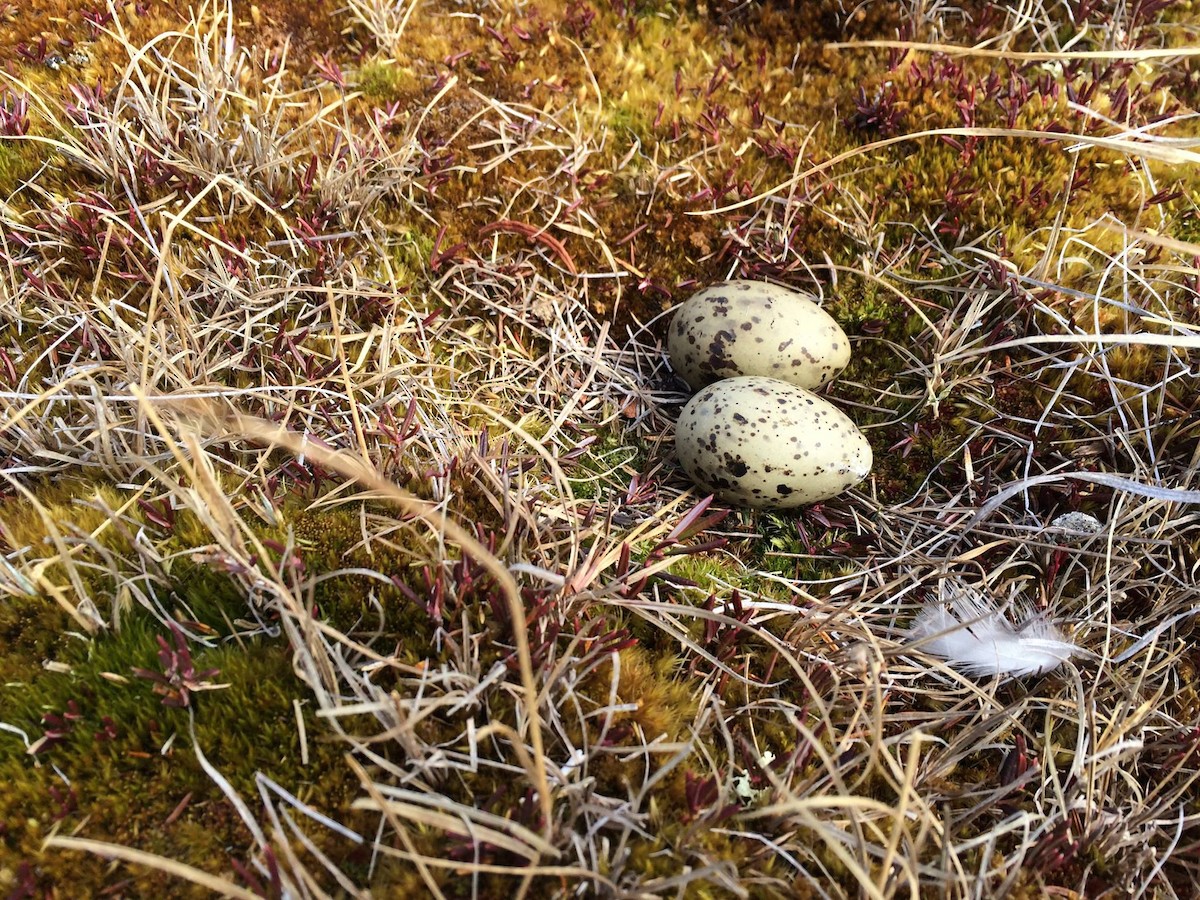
909,581 -> 1077,679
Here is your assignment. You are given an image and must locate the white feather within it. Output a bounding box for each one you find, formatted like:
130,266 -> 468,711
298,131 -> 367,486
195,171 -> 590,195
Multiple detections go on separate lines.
909,581 -> 1077,679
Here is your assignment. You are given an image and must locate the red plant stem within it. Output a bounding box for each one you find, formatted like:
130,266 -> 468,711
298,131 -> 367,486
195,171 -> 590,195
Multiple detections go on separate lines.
478,219 -> 578,275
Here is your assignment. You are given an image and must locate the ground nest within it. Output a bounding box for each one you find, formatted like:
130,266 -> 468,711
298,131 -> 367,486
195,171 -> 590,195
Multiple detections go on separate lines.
2,0 -> 1200,897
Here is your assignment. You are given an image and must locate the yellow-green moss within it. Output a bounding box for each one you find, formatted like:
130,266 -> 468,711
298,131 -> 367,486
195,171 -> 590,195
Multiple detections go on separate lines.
357,60 -> 418,101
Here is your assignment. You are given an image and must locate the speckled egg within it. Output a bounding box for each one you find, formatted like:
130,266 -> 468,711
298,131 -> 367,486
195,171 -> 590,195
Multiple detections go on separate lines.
675,376 -> 872,509
668,280 -> 850,391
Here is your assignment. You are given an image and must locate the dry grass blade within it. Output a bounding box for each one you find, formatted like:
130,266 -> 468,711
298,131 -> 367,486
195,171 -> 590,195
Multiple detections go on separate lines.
826,39 -> 1200,62
698,127 -> 1200,219
42,836 -> 263,899
176,399 -> 555,836
349,796 -> 555,862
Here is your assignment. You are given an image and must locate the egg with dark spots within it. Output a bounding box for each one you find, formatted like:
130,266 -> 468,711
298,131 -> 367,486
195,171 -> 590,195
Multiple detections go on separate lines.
675,376 -> 872,509
668,280 -> 850,391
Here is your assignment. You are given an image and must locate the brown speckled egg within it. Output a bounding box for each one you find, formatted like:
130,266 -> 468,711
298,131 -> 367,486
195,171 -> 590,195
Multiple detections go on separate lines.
675,376 -> 872,509
667,280 -> 850,391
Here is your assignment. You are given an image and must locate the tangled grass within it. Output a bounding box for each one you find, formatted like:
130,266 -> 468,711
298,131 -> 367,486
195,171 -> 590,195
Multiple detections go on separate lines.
2,0 -> 1200,896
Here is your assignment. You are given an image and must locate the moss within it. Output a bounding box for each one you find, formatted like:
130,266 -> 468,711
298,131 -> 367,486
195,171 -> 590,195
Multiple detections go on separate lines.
385,226 -> 436,284
563,427 -> 645,501
0,594 -> 75,684
0,592 -> 375,896
605,100 -> 655,140
662,551 -> 755,592
357,60 -> 418,100
562,644 -> 699,804
0,474 -> 486,893
0,140 -> 38,197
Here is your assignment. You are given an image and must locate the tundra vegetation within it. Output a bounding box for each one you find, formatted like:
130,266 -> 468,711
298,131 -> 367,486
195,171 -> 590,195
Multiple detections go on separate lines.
2,0 -> 1200,896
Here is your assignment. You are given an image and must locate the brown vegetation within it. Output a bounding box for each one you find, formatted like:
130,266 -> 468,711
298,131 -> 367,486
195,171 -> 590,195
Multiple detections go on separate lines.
2,0 -> 1200,896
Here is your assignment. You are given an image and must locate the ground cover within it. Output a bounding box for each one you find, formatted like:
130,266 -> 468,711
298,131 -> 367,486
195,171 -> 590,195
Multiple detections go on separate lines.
2,0 -> 1200,896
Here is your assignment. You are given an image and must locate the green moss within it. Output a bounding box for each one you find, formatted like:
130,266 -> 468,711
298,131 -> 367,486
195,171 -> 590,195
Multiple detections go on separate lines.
0,482 -> 396,890
357,60 -> 418,100
0,141 -> 37,197
0,594 -> 75,684
605,100 -> 655,140
661,550 -> 733,586
0,471 -> 605,894
386,226 -> 436,283
563,427 -> 644,501
0,592 -> 375,896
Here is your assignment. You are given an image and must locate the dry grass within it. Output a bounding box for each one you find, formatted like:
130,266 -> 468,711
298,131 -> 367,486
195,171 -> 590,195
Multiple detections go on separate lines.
2,0 -> 1200,897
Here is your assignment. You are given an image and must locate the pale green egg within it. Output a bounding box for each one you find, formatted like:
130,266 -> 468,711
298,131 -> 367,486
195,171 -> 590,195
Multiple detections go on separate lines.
668,280 -> 850,392
675,376 -> 872,509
